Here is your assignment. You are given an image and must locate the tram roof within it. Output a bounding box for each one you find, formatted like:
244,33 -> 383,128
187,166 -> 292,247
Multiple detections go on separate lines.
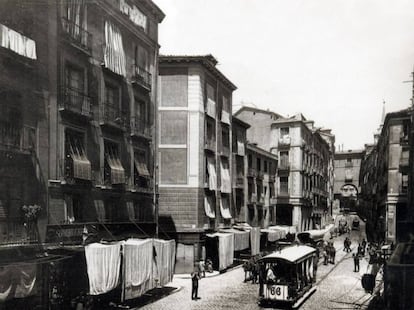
260,245 -> 316,264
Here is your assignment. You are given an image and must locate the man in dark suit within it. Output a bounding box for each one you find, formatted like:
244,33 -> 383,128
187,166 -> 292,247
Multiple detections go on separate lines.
191,265 -> 201,300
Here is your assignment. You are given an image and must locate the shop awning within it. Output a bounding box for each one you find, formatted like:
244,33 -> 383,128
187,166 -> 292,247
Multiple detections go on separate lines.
204,195 -> 215,219
250,227 -> 261,256
219,228 -> 250,251
134,156 -> 150,177
206,233 -> 234,271
261,228 -> 285,242
220,196 -> 232,219
107,156 -> 125,184
152,239 -> 176,287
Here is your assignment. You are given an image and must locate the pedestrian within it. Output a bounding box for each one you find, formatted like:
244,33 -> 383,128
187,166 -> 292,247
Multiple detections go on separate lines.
191,266 -> 201,300
361,239 -> 367,256
357,243 -> 363,256
353,253 -> 360,272
346,238 -> 352,252
322,248 -> 328,265
343,238 -> 348,252
199,260 -> 205,278
205,258 -> 213,273
242,260 -> 251,282
329,243 -> 336,264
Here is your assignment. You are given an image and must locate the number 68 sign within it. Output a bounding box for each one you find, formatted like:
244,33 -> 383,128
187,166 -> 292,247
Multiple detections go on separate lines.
267,285 -> 287,300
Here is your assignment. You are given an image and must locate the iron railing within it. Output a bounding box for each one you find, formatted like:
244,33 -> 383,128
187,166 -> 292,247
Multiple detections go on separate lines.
61,87 -> 92,117
61,18 -> 92,52
132,64 -> 152,90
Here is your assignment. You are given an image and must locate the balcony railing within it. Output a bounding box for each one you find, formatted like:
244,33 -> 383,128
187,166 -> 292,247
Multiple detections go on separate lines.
278,136 -> 291,147
130,116 -> 151,139
278,162 -> 290,171
132,64 -> 152,90
60,87 -> 92,118
0,122 -> 36,152
101,103 -> 126,129
0,221 -> 38,245
345,162 -> 353,168
61,18 -> 92,52
279,188 -> 289,197
270,197 -> 277,205
132,177 -> 154,193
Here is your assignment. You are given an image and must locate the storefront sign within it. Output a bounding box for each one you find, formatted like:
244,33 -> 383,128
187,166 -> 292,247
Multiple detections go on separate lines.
119,0 -> 147,31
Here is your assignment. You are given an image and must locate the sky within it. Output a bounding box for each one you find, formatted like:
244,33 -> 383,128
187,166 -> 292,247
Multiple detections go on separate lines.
153,0 -> 414,150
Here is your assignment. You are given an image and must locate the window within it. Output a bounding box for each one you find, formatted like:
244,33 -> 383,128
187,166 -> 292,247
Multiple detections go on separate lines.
66,65 -> 84,91
280,176 -> 289,194
280,151 -> 289,168
221,96 -> 230,124
280,127 -> 289,136
248,154 -> 252,168
104,83 -> 121,122
64,129 -> 91,180
62,0 -> 87,44
206,83 -> 216,118
222,127 -> 230,148
134,149 -> 150,188
264,160 -> 268,173
256,158 -> 261,171
220,158 -> 231,193
64,194 -> 83,223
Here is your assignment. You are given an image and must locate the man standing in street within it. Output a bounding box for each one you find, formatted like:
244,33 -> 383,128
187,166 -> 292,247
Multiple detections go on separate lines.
191,266 -> 201,300
353,253 -> 360,272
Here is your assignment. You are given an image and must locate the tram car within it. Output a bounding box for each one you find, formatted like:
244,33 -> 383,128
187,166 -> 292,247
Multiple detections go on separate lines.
258,245 -> 318,308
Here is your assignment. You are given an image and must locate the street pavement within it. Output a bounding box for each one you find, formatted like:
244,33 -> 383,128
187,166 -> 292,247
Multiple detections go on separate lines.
138,218 -> 378,310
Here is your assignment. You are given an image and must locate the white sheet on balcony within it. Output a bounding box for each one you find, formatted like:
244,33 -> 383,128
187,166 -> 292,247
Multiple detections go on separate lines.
0,24 -> 37,59
250,227 -> 261,255
237,140 -> 245,156
207,156 -> 217,190
220,196 -> 232,219
85,242 -> 121,295
219,228 -> 250,251
206,233 -> 234,271
204,195 -> 215,218
221,110 -> 230,125
104,21 -> 126,76
220,160 -> 231,194
123,239 -> 153,300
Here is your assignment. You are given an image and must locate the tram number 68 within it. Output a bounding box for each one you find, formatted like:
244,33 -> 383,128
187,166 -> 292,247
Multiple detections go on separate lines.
270,286 -> 281,296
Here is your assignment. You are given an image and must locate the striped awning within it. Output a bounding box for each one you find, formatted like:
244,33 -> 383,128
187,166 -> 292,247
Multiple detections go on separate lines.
107,157 -> 125,184
220,196 -> 232,219
204,195 -> 215,219
134,157 -> 150,177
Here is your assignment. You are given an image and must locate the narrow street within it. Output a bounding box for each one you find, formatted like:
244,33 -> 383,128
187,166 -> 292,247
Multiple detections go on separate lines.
139,217 -> 376,310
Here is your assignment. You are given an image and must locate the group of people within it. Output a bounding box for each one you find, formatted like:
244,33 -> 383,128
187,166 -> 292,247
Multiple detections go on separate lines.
322,242 -> 336,265
242,255 -> 262,284
343,237 -> 352,252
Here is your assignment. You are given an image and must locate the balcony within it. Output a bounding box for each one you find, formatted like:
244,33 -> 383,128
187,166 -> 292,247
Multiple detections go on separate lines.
61,18 -> 92,53
130,116 -> 151,139
278,136 -> 291,147
248,194 -> 257,204
132,64 -> 152,90
247,168 -> 257,178
270,197 -> 277,205
131,177 -> 154,194
279,188 -> 289,197
100,104 -> 126,130
60,87 -> 92,118
278,162 -> 290,171
0,122 -> 36,153
257,171 -> 264,179
233,174 -> 244,188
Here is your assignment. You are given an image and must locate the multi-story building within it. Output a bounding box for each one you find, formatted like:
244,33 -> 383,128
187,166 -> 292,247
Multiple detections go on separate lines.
360,108 -> 411,243
319,129 -> 336,217
157,55 -> 237,272
333,149 -> 364,215
232,116 -> 250,223
245,143 -> 278,228
0,0 -> 49,246
271,114 -> 332,231
44,0 -> 164,244
235,108 -> 333,232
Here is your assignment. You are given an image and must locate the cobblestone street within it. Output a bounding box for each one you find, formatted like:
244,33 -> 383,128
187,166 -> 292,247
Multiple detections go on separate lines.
139,219 -> 376,310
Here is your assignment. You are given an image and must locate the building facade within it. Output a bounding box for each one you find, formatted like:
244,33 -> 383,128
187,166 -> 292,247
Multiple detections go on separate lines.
46,0 -> 165,244
231,117 -> 250,224
235,108 -> 333,232
157,55 -> 236,272
360,109 -> 411,244
333,149 -> 364,215
245,143 -> 278,228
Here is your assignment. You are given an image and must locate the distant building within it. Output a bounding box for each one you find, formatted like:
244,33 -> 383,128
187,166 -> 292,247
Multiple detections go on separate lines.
245,143 -> 278,228
157,55 -> 237,273
236,107 -> 333,232
333,149 -> 364,214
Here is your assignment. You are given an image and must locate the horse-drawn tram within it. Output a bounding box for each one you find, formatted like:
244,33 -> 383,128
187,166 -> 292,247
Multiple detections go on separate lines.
258,245 -> 318,309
